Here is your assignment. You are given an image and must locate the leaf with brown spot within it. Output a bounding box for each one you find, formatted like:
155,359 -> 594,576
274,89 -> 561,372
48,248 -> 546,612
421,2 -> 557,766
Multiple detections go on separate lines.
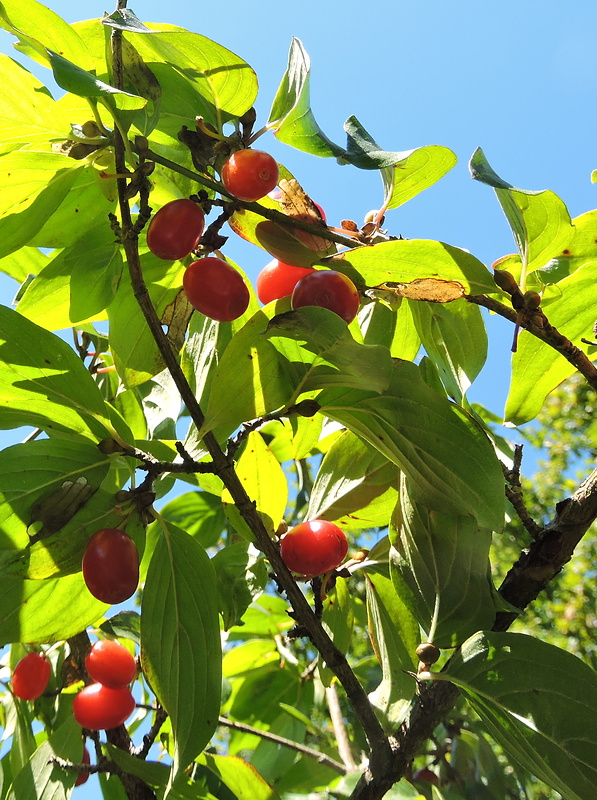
375,277 -> 464,303
277,176 -> 330,252
162,289 -> 194,353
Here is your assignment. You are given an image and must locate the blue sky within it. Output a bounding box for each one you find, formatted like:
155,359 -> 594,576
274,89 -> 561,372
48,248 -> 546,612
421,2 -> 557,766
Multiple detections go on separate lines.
1,2 -> 597,794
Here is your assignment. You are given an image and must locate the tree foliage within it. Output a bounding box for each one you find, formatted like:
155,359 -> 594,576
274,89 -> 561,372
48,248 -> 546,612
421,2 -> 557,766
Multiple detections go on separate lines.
0,2 -> 596,799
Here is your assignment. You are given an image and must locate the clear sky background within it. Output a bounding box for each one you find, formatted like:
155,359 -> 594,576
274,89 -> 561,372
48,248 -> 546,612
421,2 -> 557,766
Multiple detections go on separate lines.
1,1 -> 596,795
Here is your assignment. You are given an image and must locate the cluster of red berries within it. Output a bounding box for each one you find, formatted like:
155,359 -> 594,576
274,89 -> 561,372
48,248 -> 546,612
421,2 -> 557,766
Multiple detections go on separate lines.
146,148 -> 361,325
11,639 -> 137,786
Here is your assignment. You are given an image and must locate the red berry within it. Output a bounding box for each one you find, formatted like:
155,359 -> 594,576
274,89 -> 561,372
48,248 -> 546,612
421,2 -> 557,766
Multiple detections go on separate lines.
73,683 -> 135,730
256,260 -> 314,305
74,747 -> 91,787
85,640 -> 137,689
280,520 -> 348,577
146,198 -> 205,261
183,257 -> 250,322
291,270 -> 360,324
412,767 -> 440,786
82,529 -> 139,605
12,652 -> 51,700
221,149 -> 279,202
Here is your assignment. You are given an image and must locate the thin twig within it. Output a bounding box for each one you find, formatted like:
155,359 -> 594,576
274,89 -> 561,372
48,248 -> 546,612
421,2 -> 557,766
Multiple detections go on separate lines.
501,444 -> 543,540
218,715 -> 347,775
326,684 -> 359,771
134,706 -> 168,759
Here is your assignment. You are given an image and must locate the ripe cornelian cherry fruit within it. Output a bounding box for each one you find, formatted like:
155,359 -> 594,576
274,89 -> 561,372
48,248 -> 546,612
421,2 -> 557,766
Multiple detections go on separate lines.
74,747 -> 91,787
256,260 -> 314,305
12,652 -> 51,700
280,520 -> 348,577
85,640 -> 137,689
183,257 -> 250,322
291,270 -> 360,324
73,683 -> 136,730
146,198 -> 205,260
221,149 -> 279,202
82,529 -> 139,605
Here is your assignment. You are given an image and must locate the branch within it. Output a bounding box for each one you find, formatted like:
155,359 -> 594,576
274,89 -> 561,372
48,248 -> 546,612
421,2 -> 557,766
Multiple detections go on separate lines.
217,715 -> 347,775
467,293 -> 597,394
136,144 -> 361,251
326,684 -> 359,771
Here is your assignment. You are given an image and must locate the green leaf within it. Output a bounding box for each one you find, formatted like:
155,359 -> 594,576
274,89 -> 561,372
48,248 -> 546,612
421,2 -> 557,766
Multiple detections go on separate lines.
128,29 -> 258,129
7,709 -> 84,799
532,208 -> 597,284
266,306 -> 393,394
318,359 -> 505,531
160,491 -> 226,549
343,117 -> 457,208
0,245 -> 48,284
307,429 -> 398,531
383,149 -> 457,210
223,640 -> 279,678
141,522 -> 221,785
440,631 -> 597,800
105,745 -> 170,790
366,572 -> 418,728
200,753 -> 281,800
228,595 -> 294,639
0,54 -> 75,146
469,147 -> 574,279
0,438 -> 110,576
409,298 -> 487,402
269,37 -> 344,158
17,225 -> 123,329
328,238 -> 495,296
0,572 -> 107,645
221,431 -> 288,540
319,576 -> 355,687
108,254 -> 188,387
119,36 -> 162,136
30,162 -> 118,250
390,477 -> 496,647
212,542 -> 268,631
0,151 -> 80,259
46,50 -> 147,110
0,0 -> 94,72
0,305 -> 114,439
505,260 -> 597,424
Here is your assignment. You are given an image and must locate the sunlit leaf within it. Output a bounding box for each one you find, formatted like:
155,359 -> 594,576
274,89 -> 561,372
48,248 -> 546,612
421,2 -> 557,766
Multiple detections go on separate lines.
269,37 -> 344,158
505,260 -> 597,424
200,752 -> 281,800
470,147 -> 574,279
221,431 -> 288,540
0,305 -> 114,439
328,239 -> 495,296
318,359 -> 505,530
409,298 -> 487,402
307,429 -> 398,531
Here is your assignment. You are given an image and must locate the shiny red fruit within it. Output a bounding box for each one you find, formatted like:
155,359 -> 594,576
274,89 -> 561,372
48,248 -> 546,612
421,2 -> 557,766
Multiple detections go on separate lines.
146,198 -> 205,260
82,529 -> 139,605
291,270 -> 360,324
73,683 -> 135,730
256,260 -> 314,305
85,640 -> 137,689
74,747 -> 91,787
221,149 -> 279,202
12,652 -> 51,700
183,257 -> 250,322
280,520 -> 348,577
